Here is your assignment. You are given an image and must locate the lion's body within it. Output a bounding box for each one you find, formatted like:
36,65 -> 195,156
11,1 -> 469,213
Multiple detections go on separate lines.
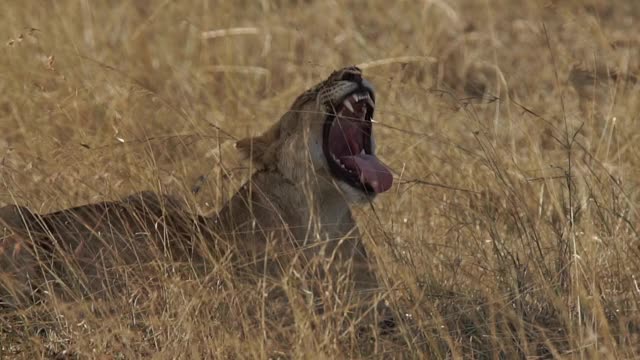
215,169 -> 378,291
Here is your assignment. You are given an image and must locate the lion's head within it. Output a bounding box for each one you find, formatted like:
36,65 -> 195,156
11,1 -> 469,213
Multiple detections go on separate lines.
236,66 -> 393,203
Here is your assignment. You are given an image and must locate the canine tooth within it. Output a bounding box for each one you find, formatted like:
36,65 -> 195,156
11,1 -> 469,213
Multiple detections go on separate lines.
343,98 -> 354,112
365,96 -> 374,107
360,149 -> 365,155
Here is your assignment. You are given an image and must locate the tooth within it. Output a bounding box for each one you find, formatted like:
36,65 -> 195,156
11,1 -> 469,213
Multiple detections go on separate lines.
365,96 -> 374,108
360,149 -> 365,155
343,99 -> 354,112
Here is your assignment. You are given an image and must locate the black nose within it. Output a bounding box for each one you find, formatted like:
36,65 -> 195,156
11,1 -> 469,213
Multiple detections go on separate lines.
341,67 -> 362,83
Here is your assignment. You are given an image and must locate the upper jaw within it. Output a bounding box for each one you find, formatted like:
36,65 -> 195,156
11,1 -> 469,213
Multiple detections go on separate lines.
326,79 -> 376,111
339,91 -> 375,119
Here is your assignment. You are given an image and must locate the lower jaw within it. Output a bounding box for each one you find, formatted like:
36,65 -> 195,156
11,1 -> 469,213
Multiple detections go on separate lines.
330,173 -> 371,196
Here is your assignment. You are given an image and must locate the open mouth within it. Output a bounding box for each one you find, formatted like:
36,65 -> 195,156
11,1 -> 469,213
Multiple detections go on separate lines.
322,89 -> 393,194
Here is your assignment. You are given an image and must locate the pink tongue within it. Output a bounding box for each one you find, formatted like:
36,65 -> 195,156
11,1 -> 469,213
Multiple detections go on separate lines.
340,154 -> 393,193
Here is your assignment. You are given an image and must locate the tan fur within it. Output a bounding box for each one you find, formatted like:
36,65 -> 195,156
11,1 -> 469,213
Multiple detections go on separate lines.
0,67 -> 388,315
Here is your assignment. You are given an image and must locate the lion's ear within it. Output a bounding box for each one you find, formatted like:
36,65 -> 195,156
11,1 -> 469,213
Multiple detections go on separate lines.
235,121 -> 281,166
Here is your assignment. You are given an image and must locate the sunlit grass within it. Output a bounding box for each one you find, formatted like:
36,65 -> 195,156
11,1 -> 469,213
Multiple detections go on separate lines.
1,0 -> 639,358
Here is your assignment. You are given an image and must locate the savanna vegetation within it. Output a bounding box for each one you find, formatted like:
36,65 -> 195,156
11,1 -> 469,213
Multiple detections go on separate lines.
1,1 -> 639,358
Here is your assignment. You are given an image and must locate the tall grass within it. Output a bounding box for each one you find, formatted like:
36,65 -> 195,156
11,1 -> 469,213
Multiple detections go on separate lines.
1,0 -> 639,358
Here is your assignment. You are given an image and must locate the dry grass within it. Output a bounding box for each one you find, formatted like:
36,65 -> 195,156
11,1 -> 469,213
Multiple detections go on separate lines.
1,0 -> 640,358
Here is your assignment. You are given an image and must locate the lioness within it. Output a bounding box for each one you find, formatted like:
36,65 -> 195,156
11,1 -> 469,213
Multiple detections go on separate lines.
0,66 -> 393,317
